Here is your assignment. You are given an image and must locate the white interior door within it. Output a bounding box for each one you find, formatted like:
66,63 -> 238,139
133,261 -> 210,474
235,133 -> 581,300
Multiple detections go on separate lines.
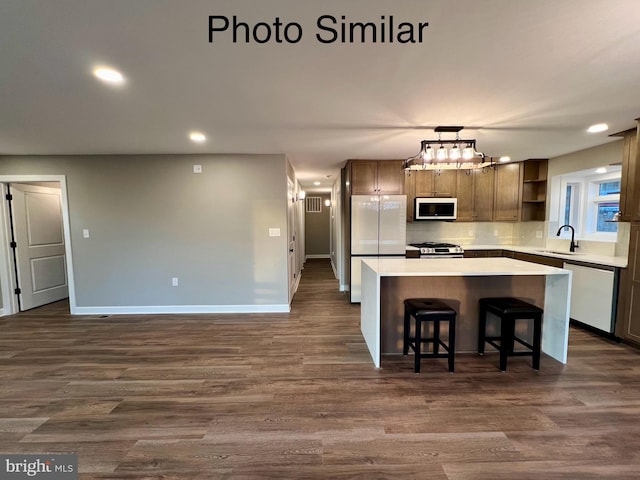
10,183 -> 68,311
287,179 -> 296,302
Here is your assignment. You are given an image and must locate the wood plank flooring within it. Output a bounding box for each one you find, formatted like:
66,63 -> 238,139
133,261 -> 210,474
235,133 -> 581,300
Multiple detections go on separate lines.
1,258 -> 640,478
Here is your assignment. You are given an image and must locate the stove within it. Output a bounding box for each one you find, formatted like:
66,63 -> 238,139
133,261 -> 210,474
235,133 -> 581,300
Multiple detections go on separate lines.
407,242 -> 464,258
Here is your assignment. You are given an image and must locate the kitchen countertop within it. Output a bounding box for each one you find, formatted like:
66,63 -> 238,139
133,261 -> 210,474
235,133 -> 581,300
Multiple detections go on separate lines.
362,257 -> 567,277
461,244 -> 628,268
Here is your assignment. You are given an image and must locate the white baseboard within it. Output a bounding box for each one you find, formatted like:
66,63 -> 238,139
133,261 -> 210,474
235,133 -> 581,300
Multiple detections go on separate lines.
339,284 -> 349,292
330,259 -> 338,278
72,304 -> 291,315
306,254 -> 330,259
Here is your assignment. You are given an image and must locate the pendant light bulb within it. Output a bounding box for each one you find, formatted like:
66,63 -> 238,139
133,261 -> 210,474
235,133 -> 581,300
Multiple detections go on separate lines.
449,144 -> 461,161
462,144 -> 475,160
424,145 -> 435,161
437,145 -> 448,161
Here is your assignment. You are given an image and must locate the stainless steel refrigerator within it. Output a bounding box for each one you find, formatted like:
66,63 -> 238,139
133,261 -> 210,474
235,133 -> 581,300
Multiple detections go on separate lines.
350,194 -> 407,302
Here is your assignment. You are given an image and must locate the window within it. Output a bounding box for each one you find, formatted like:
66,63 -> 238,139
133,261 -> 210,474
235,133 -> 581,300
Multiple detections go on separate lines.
550,167 -> 621,242
561,183 -> 580,233
589,179 -> 619,234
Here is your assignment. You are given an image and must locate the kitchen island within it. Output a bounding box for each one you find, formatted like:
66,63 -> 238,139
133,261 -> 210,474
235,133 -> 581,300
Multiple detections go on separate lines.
361,257 -> 572,368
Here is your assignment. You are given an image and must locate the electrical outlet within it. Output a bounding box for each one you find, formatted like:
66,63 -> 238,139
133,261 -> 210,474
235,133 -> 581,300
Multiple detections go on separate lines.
82,229 -> 90,238
193,165 -> 202,174
171,277 -> 179,286
536,230 -> 543,239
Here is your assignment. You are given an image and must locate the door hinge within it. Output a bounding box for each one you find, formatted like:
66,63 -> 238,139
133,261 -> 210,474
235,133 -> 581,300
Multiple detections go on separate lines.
5,193 -> 12,201
9,241 -> 16,249
14,288 -> 21,295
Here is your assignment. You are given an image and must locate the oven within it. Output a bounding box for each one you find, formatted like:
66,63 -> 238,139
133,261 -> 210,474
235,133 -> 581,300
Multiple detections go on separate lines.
407,242 -> 464,259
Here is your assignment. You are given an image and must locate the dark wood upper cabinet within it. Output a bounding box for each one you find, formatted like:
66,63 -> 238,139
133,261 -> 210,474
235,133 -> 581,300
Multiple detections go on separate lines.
494,162 -> 523,222
455,168 -> 494,222
349,160 -> 405,195
616,125 -> 640,222
414,170 -> 457,197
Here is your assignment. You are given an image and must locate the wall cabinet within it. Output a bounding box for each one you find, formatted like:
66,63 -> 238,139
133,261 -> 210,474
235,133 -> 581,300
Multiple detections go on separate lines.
404,171 -> 416,222
456,168 -> 495,222
520,159 -> 548,222
414,170 -> 457,197
349,160 -> 405,195
617,126 -> 639,222
494,163 -> 522,222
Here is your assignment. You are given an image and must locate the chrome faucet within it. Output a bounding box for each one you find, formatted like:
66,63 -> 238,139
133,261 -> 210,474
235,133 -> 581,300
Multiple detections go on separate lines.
556,224 -> 577,252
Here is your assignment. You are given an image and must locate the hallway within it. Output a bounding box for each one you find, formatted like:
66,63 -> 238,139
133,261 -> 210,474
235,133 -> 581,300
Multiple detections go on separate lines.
0,259 -> 640,478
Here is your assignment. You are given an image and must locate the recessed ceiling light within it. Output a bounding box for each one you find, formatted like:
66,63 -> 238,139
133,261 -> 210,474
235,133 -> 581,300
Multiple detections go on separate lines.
499,156 -> 511,163
587,123 -> 608,133
313,181 -> 321,186
595,167 -> 607,174
189,131 -> 206,143
92,66 -> 125,85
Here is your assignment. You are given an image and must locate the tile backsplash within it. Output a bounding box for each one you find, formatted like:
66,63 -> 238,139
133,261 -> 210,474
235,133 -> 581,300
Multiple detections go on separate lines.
406,220 -> 629,258
407,221 -> 516,246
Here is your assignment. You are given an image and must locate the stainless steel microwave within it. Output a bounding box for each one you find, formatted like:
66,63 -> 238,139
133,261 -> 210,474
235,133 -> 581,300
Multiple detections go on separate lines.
414,197 -> 457,220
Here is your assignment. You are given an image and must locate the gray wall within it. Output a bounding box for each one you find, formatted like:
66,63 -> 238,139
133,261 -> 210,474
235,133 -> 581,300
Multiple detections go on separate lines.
0,154 -> 290,309
305,194 -> 331,256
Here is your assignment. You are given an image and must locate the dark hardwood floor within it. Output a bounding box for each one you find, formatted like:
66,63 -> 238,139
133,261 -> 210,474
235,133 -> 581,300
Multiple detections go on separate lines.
1,258 -> 640,479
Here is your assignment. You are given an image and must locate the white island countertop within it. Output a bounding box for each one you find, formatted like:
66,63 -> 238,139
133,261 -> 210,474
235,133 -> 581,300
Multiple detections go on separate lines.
360,257 -> 572,368
363,257 -> 568,277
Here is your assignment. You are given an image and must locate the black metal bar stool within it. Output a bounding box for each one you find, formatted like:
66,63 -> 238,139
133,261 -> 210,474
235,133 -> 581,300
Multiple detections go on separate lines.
478,297 -> 543,371
403,298 -> 456,373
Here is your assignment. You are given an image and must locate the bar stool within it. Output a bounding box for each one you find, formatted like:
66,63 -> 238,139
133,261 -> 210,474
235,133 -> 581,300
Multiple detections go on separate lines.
403,298 -> 456,373
478,297 -> 543,371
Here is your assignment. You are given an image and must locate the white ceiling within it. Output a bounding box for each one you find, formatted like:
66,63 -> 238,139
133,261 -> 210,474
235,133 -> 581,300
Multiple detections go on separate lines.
2,0 -> 640,191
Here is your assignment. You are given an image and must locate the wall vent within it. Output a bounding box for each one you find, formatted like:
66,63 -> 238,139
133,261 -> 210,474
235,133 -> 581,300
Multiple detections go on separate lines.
306,197 -> 322,213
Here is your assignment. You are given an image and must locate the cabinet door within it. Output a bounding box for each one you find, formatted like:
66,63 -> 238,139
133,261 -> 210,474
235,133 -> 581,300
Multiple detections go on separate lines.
377,160 -> 405,194
350,161 -> 379,195
456,170 -> 475,221
405,171 -> 415,222
630,131 -> 640,222
414,170 -> 434,196
433,170 -> 457,197
619,128 -> 640,222
473,168 -> 495,221
494,163 -> 522,221
618,223 -> 640,344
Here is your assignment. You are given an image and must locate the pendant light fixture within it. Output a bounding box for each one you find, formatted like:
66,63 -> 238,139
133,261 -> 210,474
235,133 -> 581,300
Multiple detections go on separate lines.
404,126 -> 494,170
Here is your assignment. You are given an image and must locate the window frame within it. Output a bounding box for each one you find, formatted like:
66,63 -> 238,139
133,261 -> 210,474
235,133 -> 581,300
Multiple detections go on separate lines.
550,168 -> 621,243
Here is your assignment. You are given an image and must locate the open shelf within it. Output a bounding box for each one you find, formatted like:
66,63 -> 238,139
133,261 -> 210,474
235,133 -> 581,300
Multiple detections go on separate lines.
521,159 -> 548,221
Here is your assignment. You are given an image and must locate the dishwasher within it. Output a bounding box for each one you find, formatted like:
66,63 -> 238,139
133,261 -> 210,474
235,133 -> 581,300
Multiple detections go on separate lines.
563,262 -> 619,334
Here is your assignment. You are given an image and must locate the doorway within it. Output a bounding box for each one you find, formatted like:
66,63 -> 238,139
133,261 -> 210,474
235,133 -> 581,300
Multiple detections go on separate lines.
0,175 -> 76,315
